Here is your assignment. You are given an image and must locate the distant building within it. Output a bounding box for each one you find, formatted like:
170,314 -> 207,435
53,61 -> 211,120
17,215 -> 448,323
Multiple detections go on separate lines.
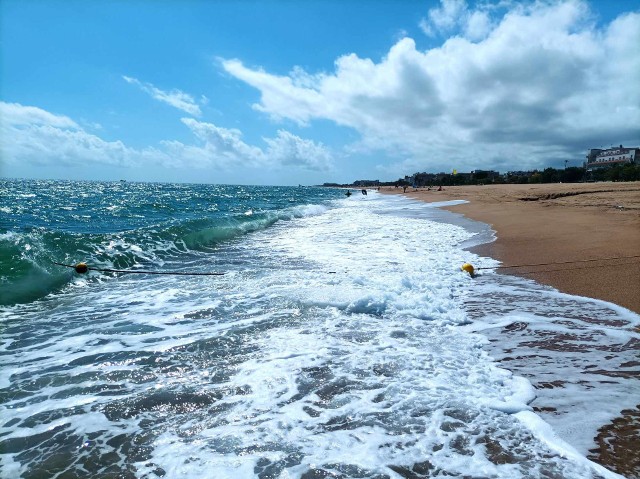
506,170 -> 533,178
409,172 -> 454,186
411,172 -> 439,186
586,145 -> 638,170
452,172 -> 472,181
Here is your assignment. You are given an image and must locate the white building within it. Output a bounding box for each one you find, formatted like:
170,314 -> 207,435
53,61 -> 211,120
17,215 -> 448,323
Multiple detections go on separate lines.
586,145 -> 639,169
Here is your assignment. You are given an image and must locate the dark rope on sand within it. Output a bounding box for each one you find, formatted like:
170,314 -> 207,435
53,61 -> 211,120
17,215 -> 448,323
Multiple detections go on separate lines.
515,259 -> 640,275
52,262 -> 225,276
475,254 -> 640,271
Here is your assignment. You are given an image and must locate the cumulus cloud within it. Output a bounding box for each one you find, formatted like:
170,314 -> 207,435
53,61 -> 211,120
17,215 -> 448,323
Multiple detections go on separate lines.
419,0 -> 498,41
0,101 -> 333,173
264,130 -> 333,171
123,76 -> 204,116
420,0 -> 468,36
171,118 -> 333,171
465,10 -> 492,40
222,0 -> 640,173
170,118 -> 265,168
0,101 -> 166,168
1,102 -> 79,129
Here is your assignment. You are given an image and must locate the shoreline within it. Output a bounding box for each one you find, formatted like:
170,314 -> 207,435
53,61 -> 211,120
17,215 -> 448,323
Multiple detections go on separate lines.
380,182 -> 640,477
380,182 -> 640,314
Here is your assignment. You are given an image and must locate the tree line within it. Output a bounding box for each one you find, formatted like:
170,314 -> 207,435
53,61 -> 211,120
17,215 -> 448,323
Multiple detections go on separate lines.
400,164 -> 640,187
324,163 -> 640,188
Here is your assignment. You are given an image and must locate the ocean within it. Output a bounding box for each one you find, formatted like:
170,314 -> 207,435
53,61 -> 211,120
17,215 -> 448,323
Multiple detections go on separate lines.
1,179 -> 638,479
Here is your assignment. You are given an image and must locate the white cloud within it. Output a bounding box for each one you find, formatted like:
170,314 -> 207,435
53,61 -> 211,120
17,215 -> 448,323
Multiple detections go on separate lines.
123,76 -> 203,116
222,0 -> 640,173
0,102 -> 79,129
222,60 -> 326,126
0,102 -> 333,173
176,118 -> 264,168
173,118 -> 334,171
0,101 -> 166,168
465,10 -> 492,40
264,130 -> 333,171
419,0 -> 513,41
426,0 -> 468,33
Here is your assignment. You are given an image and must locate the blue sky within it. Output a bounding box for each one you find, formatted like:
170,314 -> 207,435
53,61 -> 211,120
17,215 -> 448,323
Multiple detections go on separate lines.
1,0 -> 639,185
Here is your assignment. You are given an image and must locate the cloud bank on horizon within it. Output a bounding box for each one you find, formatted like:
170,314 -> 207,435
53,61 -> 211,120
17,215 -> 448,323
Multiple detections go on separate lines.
0,101 -> 333,173
1,0 -> 639,184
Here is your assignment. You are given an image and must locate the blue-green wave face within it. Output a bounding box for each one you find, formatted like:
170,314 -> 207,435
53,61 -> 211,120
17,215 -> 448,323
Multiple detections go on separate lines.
0,180 -> 343,305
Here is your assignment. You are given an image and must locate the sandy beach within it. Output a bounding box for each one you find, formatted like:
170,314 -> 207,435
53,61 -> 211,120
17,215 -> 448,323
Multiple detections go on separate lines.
382,182 -> 640,477
382,182 -> 640,314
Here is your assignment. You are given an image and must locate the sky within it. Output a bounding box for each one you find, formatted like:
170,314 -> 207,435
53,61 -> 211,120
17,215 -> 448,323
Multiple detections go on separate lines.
1,0 -> 639,185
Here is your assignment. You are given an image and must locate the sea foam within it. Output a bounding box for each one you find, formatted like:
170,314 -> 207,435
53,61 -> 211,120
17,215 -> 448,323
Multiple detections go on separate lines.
1,186 -> 635,478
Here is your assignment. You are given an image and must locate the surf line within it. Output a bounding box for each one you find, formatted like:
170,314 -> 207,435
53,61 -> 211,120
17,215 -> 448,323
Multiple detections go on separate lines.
52,262 -> 225,276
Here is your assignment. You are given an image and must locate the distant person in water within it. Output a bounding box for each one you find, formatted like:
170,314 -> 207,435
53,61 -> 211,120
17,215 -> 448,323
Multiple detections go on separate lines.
361,189 -> 367,195
345,190 -> 352,197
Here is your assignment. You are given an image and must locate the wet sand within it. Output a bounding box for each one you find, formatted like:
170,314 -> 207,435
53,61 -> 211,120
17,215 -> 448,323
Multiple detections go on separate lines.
382,182 -> 640,314
381,182 -> 640,477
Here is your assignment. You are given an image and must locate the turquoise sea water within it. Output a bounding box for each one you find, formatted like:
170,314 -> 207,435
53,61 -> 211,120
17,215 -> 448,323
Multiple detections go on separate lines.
1,179 -> 638,478
0,180 -> 342,306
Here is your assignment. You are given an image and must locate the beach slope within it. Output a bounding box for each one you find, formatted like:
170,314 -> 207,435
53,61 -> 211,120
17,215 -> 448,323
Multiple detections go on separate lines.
383,182 -> 640,477
383,182 -> 640,313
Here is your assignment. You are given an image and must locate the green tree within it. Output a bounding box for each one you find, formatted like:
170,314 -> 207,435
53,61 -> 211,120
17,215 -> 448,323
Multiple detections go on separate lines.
560,167 -> 585,183
529,173 -> 542,183
541,167 -> 560,183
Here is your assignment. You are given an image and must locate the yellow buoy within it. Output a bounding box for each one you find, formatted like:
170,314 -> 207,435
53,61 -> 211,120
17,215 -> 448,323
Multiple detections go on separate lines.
461,263 -> 475,276
75,262 -> 89,274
